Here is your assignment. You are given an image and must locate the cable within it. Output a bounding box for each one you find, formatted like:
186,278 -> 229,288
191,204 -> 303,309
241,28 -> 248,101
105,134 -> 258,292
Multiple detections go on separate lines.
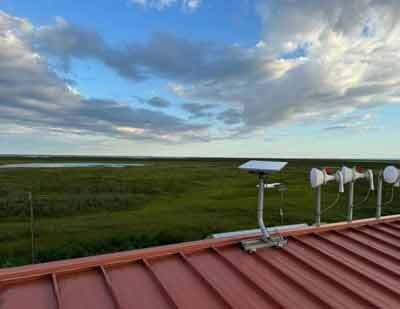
321,192 -> 341,214
384,187 -> 395,205
354,189 -> 371,208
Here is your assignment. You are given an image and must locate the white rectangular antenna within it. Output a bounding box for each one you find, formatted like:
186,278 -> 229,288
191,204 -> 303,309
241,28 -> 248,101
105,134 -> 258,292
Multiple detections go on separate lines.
239,160 -> 287,175
239,160 -> 288,252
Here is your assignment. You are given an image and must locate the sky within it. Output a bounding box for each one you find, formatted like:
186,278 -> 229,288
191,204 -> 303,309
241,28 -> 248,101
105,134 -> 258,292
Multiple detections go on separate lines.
1,0 -> 400,158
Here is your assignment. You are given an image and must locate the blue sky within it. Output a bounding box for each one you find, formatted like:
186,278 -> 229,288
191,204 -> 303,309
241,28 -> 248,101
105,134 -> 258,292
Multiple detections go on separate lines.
0,0 -> 400,158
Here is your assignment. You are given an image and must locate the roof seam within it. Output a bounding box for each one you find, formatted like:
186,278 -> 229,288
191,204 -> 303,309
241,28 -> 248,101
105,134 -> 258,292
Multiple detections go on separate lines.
292,237 -> 399,306
382,222 -> 400,231
51,273 -> 63,309
390,220 -> 400,227
253,250 -> 335,308
2,217 -> 400,309
351,227 -> 400,250
284,239 -> 378,307
210,246 -> 285,309
367,224 -> 400,239
334,230 -> 400,264
314,233 -> 400,279
271,248 -> 355,308
142,259 -> 179,309
3,215 -> 400,282
301,234 -> 400,299
177,252 -> 235,309
99,265 -> 124,309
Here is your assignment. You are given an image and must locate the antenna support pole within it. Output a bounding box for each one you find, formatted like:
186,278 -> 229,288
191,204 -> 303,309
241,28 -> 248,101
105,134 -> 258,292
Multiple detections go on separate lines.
238,160 -> 288,253
257,175 -> 270,240
241,172 -> 288,253
314,186 -> 321,227
376,171 -> 383,219
347,182 -> 354,223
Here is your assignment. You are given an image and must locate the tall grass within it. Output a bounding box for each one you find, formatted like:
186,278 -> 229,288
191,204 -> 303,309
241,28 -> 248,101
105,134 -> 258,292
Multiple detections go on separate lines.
0,158 -> 397,267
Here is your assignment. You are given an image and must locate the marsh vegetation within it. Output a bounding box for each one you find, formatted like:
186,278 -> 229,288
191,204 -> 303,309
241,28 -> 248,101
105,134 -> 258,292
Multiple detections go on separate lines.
0,156 -> 397,267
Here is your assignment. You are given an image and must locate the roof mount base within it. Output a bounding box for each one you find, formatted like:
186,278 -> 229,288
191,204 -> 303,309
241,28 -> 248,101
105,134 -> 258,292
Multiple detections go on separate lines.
241,236 -> 288,253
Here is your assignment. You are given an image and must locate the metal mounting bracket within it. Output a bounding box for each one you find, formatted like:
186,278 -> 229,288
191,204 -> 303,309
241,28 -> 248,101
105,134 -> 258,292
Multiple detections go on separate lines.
241,236 -> 288,253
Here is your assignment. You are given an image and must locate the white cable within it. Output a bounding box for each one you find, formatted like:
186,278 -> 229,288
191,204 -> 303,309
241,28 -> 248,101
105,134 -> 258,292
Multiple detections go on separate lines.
321,193 -> 341,214
354,190 -> 371,208
384,187 -> 395,205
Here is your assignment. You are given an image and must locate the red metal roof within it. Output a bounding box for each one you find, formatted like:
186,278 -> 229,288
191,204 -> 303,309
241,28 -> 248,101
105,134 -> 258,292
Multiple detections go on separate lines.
2,215 -> 400,308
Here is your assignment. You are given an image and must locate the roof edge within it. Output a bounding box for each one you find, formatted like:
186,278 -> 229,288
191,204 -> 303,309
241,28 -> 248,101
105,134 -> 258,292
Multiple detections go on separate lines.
1,214 -> 400,283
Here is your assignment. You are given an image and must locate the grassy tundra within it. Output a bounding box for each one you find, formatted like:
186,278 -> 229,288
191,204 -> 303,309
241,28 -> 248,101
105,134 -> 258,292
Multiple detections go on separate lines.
0,156 -> 398,267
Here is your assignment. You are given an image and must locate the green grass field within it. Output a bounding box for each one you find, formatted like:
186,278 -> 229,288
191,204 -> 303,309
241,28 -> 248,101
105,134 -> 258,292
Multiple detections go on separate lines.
0,156 -> 398,267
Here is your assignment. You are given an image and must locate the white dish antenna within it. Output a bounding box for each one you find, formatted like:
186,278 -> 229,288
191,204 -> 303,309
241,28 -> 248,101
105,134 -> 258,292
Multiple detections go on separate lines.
341,166 -> 375,223
377,165 -> 400,219
341,166 -> 375,190
310,168 -> 324,188
309,167 -> 345,227
383,166 -> 400,184
310,167 -> 344,192
341,166 -> 354,184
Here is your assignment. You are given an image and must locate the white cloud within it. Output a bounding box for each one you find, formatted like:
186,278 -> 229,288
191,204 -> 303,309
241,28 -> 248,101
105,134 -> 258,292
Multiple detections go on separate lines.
167,82 -> 186,96
182,0 -> 202,12
181,0 -> 400,129
131,0 -> 176,10
130,0 -> 202,11
3,1 -> 400,145
0,11 -> 209,143
255,40 -> 267,49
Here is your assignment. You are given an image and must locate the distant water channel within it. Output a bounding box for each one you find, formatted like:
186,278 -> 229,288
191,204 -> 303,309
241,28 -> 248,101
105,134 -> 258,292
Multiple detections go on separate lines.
0,163 -> 145,169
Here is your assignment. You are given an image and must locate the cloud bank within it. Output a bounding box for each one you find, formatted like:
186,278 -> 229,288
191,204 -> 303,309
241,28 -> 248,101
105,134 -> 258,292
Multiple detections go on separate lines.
2,0 -> 400,146
0,12 -> 206,143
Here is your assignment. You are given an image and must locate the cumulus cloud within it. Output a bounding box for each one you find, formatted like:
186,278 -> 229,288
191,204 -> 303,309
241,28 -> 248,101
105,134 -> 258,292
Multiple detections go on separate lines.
3,0 -> 400,144
181,0 -> 400,129
0,11 -> 206,143
33,21 -> 262,85
32,1 -> 400,135
32,17 -> 142,79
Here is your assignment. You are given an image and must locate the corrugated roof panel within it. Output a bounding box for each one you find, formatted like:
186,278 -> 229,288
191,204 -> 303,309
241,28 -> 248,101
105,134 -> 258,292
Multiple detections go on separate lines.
317,231 -> 400,276
147,255 -> 228,309
185,250 -> 279,308
106,261 -> 173,309
289,235 -> 400,307
57,269 -> 117,309
217,245 -> 337,308
0,277 -> 57,309
1,215 -> 400,308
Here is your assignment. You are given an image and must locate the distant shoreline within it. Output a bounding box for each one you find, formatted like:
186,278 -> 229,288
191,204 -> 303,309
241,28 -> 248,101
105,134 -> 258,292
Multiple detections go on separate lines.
0,154 -> 398,163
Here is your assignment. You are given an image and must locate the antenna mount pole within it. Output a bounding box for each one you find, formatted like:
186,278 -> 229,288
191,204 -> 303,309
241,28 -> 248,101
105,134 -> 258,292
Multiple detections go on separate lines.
241,172 -> 288,253
315,186 -> 321,227
376,171 -> 383,219
347,181 -> 354,223
257,174 -> 270,240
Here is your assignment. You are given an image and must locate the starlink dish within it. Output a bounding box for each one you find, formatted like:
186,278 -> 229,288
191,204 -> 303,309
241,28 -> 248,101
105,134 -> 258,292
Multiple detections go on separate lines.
238,160 -> 288,252
239,160 -> 288,174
